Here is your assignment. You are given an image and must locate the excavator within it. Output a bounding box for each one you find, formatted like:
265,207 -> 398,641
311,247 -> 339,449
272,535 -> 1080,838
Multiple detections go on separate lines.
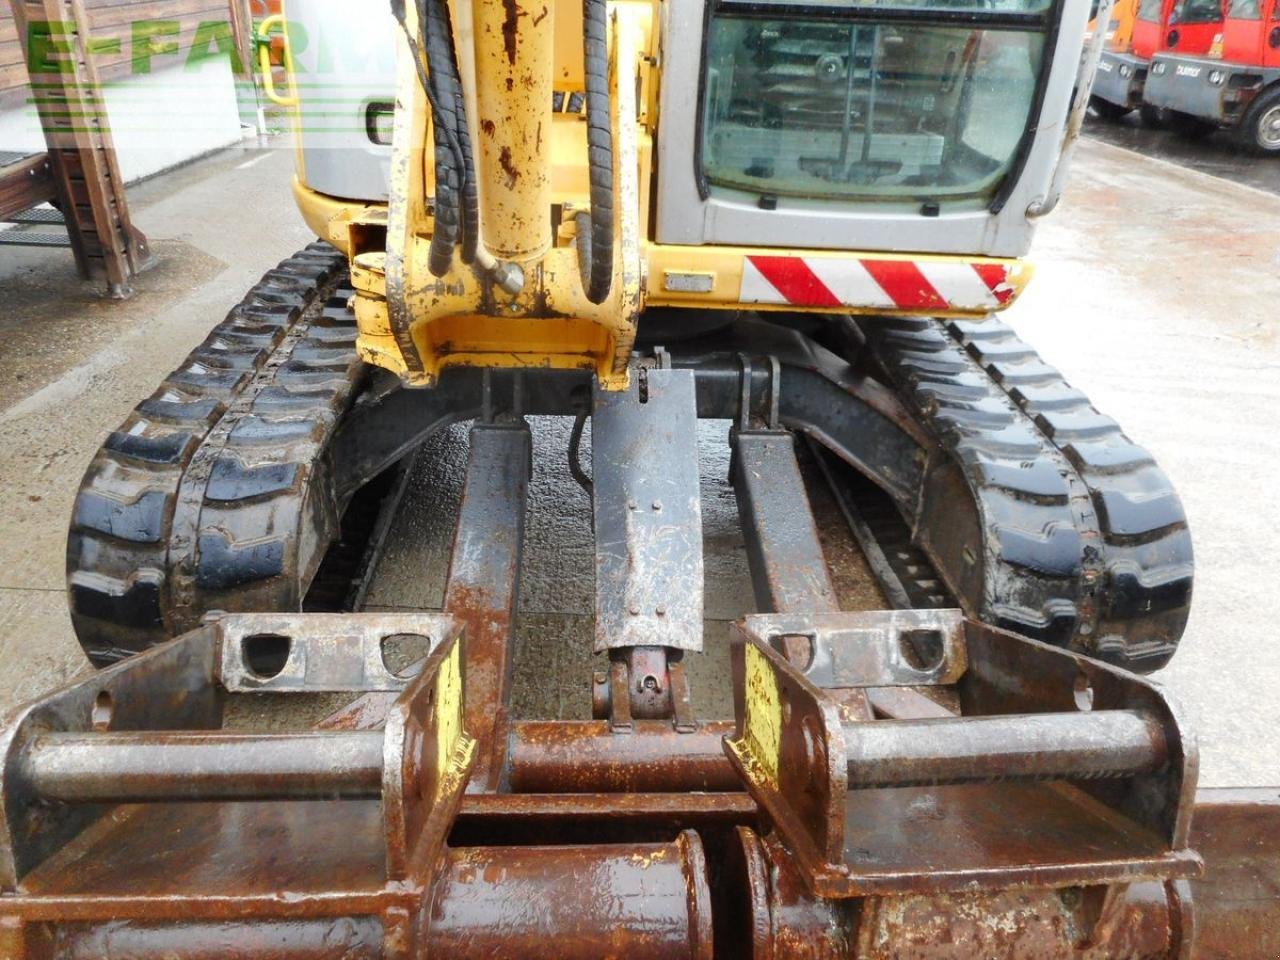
0,0 -> 1275,955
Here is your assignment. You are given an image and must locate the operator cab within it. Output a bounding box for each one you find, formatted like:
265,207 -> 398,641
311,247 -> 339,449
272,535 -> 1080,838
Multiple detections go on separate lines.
1134,0 -> 1223,55
656,0 -> 1093,258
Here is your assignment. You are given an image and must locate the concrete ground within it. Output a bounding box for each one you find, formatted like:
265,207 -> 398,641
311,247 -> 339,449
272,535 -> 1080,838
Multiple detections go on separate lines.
1,137 -> 1277,787
1085,110 -> 1278,193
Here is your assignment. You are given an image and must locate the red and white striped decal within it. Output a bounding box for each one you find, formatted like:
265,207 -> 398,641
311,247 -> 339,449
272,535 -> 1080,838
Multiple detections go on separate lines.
740,255 -> 1019,312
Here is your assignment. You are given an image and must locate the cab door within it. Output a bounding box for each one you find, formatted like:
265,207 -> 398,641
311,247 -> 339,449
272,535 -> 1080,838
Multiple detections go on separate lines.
1166,0 -> 1227,54
1111,0 -> 1142,48
1132,0 -> 1176,55
1265,0 -> 1280,66
1221,0 -> 1265,63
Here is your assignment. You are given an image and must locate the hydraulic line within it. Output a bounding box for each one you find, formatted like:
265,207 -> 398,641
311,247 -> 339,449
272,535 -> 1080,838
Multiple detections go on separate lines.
420,0 -> 478,266
418,0 -> 471,273
580,0 -> 614,303
454,84 -> 480,265
391,0 -> 471,276
568,409 -> 592,495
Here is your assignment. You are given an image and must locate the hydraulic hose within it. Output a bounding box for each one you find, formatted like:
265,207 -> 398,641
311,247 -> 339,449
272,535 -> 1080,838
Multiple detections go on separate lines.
454,86 -> 480,265
580,0 -> 614,304
393,0 -> 478,276
424,0 -> 478,265
418,0 -> 473,274
392,0 -> 460,274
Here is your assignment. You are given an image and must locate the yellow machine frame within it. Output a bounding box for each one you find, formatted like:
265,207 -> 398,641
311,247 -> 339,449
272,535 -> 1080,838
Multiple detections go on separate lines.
286,0 -> 1031,388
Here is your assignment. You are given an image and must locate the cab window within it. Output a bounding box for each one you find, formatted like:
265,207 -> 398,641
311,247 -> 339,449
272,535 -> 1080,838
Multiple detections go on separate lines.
1137,0 -> 1163,21
1172,0 -> 1223,22
700,2 -> 1053,205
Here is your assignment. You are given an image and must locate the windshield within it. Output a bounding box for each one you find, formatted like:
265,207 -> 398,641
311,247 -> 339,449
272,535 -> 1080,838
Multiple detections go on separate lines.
1171,0 -> 1223,21
699,9 -> 1049,204
1137,0 -> 1163,21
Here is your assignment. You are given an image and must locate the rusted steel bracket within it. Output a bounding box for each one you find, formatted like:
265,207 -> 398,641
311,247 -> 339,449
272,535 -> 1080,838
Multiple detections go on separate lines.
0,615 -> 716,959
0,606 -> 1276,957
1189,788 -> 1280,956
0,612 -> 474,889
725,609 -> 1202,897
731,428 -> 840,617
443,419 -> 529,791
594,645 -> 699,730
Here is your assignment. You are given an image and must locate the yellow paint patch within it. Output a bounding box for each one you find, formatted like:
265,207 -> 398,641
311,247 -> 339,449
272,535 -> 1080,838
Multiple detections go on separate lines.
436,641 -> 464,789
743,643 -> 783,785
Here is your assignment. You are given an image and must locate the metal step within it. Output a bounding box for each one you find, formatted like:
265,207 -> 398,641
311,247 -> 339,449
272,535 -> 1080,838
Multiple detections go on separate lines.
5,205 -> 65,226
0,227 -> 72,248
0,150 -> 37,168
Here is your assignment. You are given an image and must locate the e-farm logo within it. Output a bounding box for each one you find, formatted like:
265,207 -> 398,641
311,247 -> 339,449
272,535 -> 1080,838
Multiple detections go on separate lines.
24,18 -> 253,76
17,15 -> 391,141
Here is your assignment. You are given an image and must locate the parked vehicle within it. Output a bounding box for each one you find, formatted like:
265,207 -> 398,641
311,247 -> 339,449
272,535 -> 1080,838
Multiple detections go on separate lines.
1144,0 -> 1280,150
1092,0 -> 1225,119
1088,0 -> 1142,52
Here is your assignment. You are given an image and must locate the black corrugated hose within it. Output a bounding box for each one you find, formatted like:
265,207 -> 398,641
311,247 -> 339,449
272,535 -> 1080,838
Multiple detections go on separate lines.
391,0 -> 478,276
580,0 -> 614,304
418,0 -> 480,273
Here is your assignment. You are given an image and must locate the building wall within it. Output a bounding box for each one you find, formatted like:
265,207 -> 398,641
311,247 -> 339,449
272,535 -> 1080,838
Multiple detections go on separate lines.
0,1 -> 249,183
0,56 -> 243,183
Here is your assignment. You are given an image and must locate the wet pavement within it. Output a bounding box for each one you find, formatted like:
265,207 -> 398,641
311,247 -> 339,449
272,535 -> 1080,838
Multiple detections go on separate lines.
1084,111 -> 1280,194
359,417 -> 883,724
0,135 -> 1277,787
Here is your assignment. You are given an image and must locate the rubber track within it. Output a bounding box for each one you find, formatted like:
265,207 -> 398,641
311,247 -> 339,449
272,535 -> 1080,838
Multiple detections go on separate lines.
67,243 -> 361,665
859,316 -> 1192,672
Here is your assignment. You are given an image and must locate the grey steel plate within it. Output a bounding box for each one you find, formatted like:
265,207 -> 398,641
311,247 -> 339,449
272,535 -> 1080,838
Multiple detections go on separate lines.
592,367 -> 704,652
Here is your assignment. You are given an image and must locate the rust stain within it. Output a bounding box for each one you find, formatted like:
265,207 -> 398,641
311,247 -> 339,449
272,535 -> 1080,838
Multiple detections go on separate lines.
498,147 -> 520,190
500,0 -> 525,66
532,5 -> 548,26
481,119 -> 496,137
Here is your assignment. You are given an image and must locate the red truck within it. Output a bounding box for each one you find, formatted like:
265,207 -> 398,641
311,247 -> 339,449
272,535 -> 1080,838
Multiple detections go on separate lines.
1144,0 -> 1280,151
1091,0 -> 1226,119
